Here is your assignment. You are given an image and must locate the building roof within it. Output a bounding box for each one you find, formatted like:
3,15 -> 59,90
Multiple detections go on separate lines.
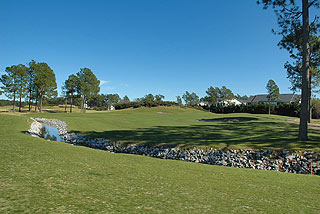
248,94 -> 300,103
238,99 -> 250,104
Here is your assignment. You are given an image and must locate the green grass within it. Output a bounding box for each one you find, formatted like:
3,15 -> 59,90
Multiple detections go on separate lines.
25,107 -> 320,151
0,112 -> 320,213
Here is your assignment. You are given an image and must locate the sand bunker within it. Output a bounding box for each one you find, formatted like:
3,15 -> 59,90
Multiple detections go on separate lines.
199,119 -> 250,123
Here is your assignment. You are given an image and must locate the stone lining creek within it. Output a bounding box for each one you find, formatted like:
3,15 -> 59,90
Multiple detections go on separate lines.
27,117 -> 320,176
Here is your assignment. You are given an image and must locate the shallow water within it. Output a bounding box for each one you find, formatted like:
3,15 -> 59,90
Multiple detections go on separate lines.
42,124 -> 65,142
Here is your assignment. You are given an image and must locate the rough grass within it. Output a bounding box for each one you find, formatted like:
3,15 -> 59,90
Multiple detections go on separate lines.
24,107 -> 320,151
0,113 -> 320,213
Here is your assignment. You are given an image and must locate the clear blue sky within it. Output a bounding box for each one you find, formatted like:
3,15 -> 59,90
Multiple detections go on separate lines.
0,0 -> 296,101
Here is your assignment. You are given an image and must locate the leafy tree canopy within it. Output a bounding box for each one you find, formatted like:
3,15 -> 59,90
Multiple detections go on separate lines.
266,79 -> 280,101
76,68 -> 100,99
286,35 -> 320,91
121,95 -> 130,103
141,94 -> 155,103
34,62 -> 57,97
182,91 -> 199,106
202,86 -> 234,105
63,74 -> 79,97
33,62 -> 57,112
176,96 -> 183,105
155,94 -> 165,101
76,67 -> 100,112
0,64 -> 29,111
104,94 -> 121,105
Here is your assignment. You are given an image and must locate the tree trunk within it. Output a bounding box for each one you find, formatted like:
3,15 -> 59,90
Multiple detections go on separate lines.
308,74 -> 312,123
28,89 -> 32,111
39,93 -> 43,112
308,92 -> 312,123
70,97 -> 73,113
298,0 -> 310,140
268,102 -> 271,115
34,99 -> 38,112
82,98 -> 86,113
64,98 -> 67,112
19,94 -> 22,112
12,92 -> 16,112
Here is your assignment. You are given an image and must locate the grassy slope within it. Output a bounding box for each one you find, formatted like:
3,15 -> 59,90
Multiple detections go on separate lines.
0,113 -> 320,213
27,107 -> 320,150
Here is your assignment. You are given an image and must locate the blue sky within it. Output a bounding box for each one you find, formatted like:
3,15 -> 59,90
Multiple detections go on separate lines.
0,0 -> 297,101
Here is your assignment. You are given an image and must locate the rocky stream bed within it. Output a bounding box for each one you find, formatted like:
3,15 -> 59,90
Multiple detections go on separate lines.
27,117 -> 320,175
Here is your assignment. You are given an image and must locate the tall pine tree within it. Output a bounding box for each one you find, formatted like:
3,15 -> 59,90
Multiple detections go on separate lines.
1,65 -> 19,111
258,0 -> 320,140
76,68 -> 100,112
63,74 -> 79,113
266,79 -> 280,115
33,62 -> 57,112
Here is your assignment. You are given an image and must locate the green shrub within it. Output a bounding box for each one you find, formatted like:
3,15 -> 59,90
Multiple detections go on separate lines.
114,101 -> 178,110
209,102 -> 300,117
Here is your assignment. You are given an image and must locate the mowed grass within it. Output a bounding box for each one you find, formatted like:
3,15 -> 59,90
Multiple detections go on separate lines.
26,107 -> 320,150
0,113 -> 320,213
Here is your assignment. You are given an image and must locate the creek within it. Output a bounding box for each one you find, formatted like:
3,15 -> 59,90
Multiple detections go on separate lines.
41,124 -> 65,142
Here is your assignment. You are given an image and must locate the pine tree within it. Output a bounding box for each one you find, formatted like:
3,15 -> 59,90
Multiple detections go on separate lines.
1,65 -> 19,111
266,79 -> 280,115
76,68 -> 100,112
258,0 -> 320,140
27,60 -> 37,111
33,62 -> 57,112
63,74 -> 79,113
15,64 -> 28,112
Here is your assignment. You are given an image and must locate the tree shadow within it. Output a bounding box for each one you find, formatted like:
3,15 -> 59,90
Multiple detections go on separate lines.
43,109 -> 65,113
71,121 -> 320,150
199,117 -> 259,123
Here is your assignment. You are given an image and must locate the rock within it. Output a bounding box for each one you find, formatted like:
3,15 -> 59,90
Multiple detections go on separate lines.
27,118 -> 43,137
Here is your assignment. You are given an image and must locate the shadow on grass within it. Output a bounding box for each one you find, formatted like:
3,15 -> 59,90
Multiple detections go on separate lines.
199,117 -> 259,123
72,121 -> 320,150
43,109 -> 65,113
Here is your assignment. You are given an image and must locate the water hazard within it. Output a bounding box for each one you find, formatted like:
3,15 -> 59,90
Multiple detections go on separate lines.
41,124 -> 65,142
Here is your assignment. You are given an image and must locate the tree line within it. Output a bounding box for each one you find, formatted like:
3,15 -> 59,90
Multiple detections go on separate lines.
0,61 -> 57,112
88,93 -> 177,110
0,65 -> 249,112
0,61 -> 102,113
0,61 -> 177,112
2,59 -> 320,130
178,86 -> 247,107
0,62 -> 317,120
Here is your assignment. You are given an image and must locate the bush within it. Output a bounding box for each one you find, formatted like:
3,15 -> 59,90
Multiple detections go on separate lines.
0,99 -> 27,107
312,104 -> 320,119
114,101 -> 178,110
92,106 -> 109,111
275,103 -> 300,117
47,97 -> 66,105
0,99 -> 14,106
209,102 -> 300,117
